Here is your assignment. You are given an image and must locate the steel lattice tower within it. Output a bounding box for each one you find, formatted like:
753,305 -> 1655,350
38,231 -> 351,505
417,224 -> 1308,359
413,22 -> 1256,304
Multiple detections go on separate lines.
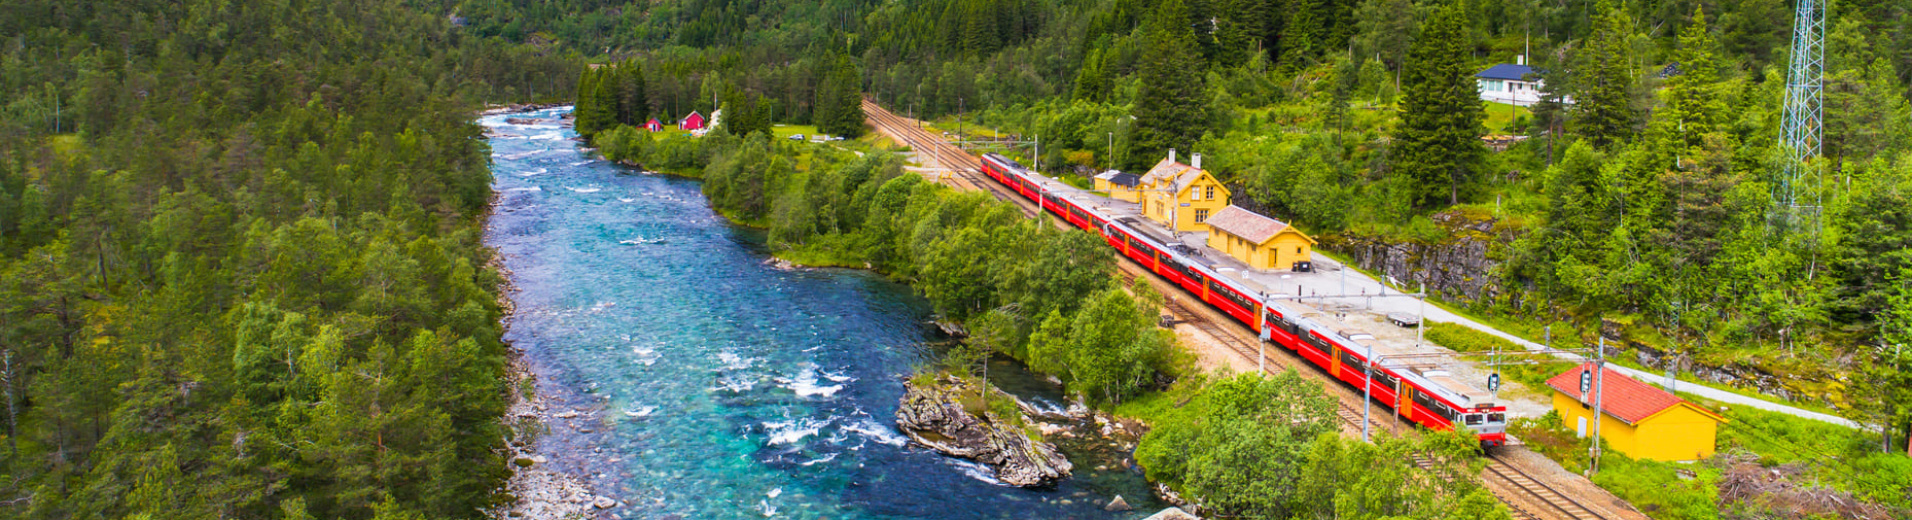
1779,0 -> 1825,214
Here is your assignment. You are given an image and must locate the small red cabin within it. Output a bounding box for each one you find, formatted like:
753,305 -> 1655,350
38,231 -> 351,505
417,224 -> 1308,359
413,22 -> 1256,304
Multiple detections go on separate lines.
644,118 -> 663,132
680,111 -> 706,131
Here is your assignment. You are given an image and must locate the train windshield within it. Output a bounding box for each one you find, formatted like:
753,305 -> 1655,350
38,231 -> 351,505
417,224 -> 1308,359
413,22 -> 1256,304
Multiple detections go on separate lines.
1488,413 -> 1505,424
1464,414 -> 1484,426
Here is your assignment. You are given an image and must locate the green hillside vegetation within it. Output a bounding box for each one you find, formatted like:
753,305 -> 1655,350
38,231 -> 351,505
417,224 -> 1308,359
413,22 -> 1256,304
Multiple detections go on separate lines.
0,0 -> 580,518
551,0 -> 1912,514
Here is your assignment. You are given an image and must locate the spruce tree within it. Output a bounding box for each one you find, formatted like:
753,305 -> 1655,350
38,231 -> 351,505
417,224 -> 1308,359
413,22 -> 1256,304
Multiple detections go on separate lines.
574,68 -> 613,137
1651,7 -> 1726,163
1127,0 -> 1210,170
1389,2 -> 1482,207
1574,1 -> 1638,149
815,57 -> 865,138
615,60 -> 649,126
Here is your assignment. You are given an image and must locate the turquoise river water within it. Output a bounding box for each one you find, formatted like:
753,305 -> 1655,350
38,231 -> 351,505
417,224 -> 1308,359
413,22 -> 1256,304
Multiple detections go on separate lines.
481,108 -> 1165,519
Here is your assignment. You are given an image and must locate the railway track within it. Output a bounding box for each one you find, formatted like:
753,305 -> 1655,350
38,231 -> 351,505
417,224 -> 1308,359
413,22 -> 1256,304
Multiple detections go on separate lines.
1482,455 -> 1612,520
863,100 -> 1617,520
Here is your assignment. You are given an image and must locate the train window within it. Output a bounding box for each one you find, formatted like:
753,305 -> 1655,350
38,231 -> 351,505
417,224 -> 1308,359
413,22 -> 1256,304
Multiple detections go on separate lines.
1339,351 -> 1361,370
1488,413 -> 1505,424
1377,372 -> 1398,388
1299,335 -> 1324,355
1465,414 -> 1484,426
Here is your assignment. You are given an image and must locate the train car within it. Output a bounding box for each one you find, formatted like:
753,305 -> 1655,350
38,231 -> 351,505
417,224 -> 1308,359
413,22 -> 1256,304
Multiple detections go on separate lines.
971,152 -> 1508,446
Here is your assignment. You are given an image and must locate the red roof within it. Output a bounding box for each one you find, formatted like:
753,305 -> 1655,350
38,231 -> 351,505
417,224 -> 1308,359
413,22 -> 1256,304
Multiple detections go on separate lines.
1545,363 -> 1719,425
1205,205 -> 1313,245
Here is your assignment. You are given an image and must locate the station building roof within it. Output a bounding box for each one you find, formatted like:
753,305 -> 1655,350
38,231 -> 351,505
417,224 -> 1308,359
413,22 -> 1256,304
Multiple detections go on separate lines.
1204,205 -> 1314,245
1096,170 -> 1140,188
1545,363 -> 1725,425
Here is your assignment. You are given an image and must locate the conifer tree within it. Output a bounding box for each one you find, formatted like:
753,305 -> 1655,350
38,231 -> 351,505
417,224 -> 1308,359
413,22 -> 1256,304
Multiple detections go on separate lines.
1643,6 -> 1729,177
1072,48 -> 1107,102
1127,0 -> 1210,170
815,57 -> 865,138
1574,1 -> 1639,149
574,68 -> 611,137
1389,2 -> 1482,207
614,61 -> 649,126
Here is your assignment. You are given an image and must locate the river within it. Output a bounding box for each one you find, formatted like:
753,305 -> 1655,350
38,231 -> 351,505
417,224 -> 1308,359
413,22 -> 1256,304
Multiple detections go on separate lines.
481,107 -> 1165,519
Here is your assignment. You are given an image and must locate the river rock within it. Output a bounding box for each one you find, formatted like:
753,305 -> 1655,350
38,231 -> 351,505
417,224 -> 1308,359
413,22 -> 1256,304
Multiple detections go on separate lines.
593,496 -> 617,509
894,375 -> 1072,487
1106,495 -> 1132,512
1143,507 -> 1201,520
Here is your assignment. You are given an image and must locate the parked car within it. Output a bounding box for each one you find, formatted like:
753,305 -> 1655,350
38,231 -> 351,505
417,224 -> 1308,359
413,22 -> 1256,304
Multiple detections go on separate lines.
788,134 -> 804,140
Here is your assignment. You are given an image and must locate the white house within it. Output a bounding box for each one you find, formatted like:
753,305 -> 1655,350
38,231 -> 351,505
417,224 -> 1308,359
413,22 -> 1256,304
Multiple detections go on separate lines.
1476,57 -> 1555,107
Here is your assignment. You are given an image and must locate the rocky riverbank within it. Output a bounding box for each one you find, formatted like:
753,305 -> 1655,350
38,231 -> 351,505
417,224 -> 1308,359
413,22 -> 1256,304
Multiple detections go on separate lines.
895,375 -> 1074,487
485,242 -> 614,518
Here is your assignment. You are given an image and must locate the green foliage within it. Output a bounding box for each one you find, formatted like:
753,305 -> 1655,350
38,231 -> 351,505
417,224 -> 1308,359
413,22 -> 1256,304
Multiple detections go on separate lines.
815,57 -> 867,138
1126,0 -> 1210,169
1135,372 -> 1507,519
1590,455 -> 1721,520
0,0 -> 549,515
1572,1 -> 1641,149
1026,289 -> 1175,404
1390,2 -> 1485,207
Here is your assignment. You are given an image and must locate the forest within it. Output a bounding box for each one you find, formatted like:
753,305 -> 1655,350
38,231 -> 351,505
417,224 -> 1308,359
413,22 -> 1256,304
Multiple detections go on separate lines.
0,0 -> 583,518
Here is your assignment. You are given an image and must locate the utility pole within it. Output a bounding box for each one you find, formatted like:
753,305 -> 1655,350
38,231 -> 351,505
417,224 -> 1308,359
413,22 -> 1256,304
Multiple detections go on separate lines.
1592,336 -> 1606,475
1,348 -> 13,455
1417,281 -> 1426,347
1034,134 -> 1041,173
1363,341 -> 1374,442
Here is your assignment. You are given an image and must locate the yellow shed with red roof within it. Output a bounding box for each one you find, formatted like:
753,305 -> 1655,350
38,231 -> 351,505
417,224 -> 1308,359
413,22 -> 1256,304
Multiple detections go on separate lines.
1545,363 -> 1727,462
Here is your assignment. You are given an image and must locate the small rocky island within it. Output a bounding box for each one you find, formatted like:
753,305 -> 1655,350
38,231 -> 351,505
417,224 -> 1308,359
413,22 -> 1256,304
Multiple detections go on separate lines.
895,375 -> 1073,487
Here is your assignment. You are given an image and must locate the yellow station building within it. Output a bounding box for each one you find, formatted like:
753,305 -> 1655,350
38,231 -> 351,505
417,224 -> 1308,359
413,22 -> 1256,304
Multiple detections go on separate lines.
1202,205 -> 1317,271
1138,151 -> 1229,232
1094,170 -> 1142,203
1545,364 -> 1727,462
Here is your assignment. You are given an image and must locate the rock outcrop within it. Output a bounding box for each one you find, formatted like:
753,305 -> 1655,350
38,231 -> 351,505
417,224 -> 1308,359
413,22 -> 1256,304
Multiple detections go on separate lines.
1322,210 -> 1515,307
894,375 -> 1072,487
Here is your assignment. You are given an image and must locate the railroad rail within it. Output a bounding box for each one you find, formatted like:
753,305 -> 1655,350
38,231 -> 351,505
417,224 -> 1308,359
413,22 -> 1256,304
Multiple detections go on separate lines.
1483,455 -> 1612,520
864,100 -> 1616,520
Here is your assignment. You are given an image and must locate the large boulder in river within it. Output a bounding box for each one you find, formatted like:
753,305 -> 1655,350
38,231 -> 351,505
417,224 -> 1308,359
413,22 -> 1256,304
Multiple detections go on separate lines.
894,375 -> 1072,487
1142,507 -> 1201,520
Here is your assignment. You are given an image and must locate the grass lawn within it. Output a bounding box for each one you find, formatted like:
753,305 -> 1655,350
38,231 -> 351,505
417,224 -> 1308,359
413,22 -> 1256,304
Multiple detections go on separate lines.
770,123 -> 820,140
1482,101 -> 1531,134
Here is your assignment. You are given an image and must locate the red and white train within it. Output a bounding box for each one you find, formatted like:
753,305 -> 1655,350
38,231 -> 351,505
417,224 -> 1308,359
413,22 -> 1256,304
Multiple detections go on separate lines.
977,153 -> 1508,446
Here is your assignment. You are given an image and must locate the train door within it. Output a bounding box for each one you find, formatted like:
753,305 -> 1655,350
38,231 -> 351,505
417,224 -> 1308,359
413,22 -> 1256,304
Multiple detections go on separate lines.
1253,303 -> 1265,341
1329,344 -> 1342,378
1397,383 -> 1413,419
